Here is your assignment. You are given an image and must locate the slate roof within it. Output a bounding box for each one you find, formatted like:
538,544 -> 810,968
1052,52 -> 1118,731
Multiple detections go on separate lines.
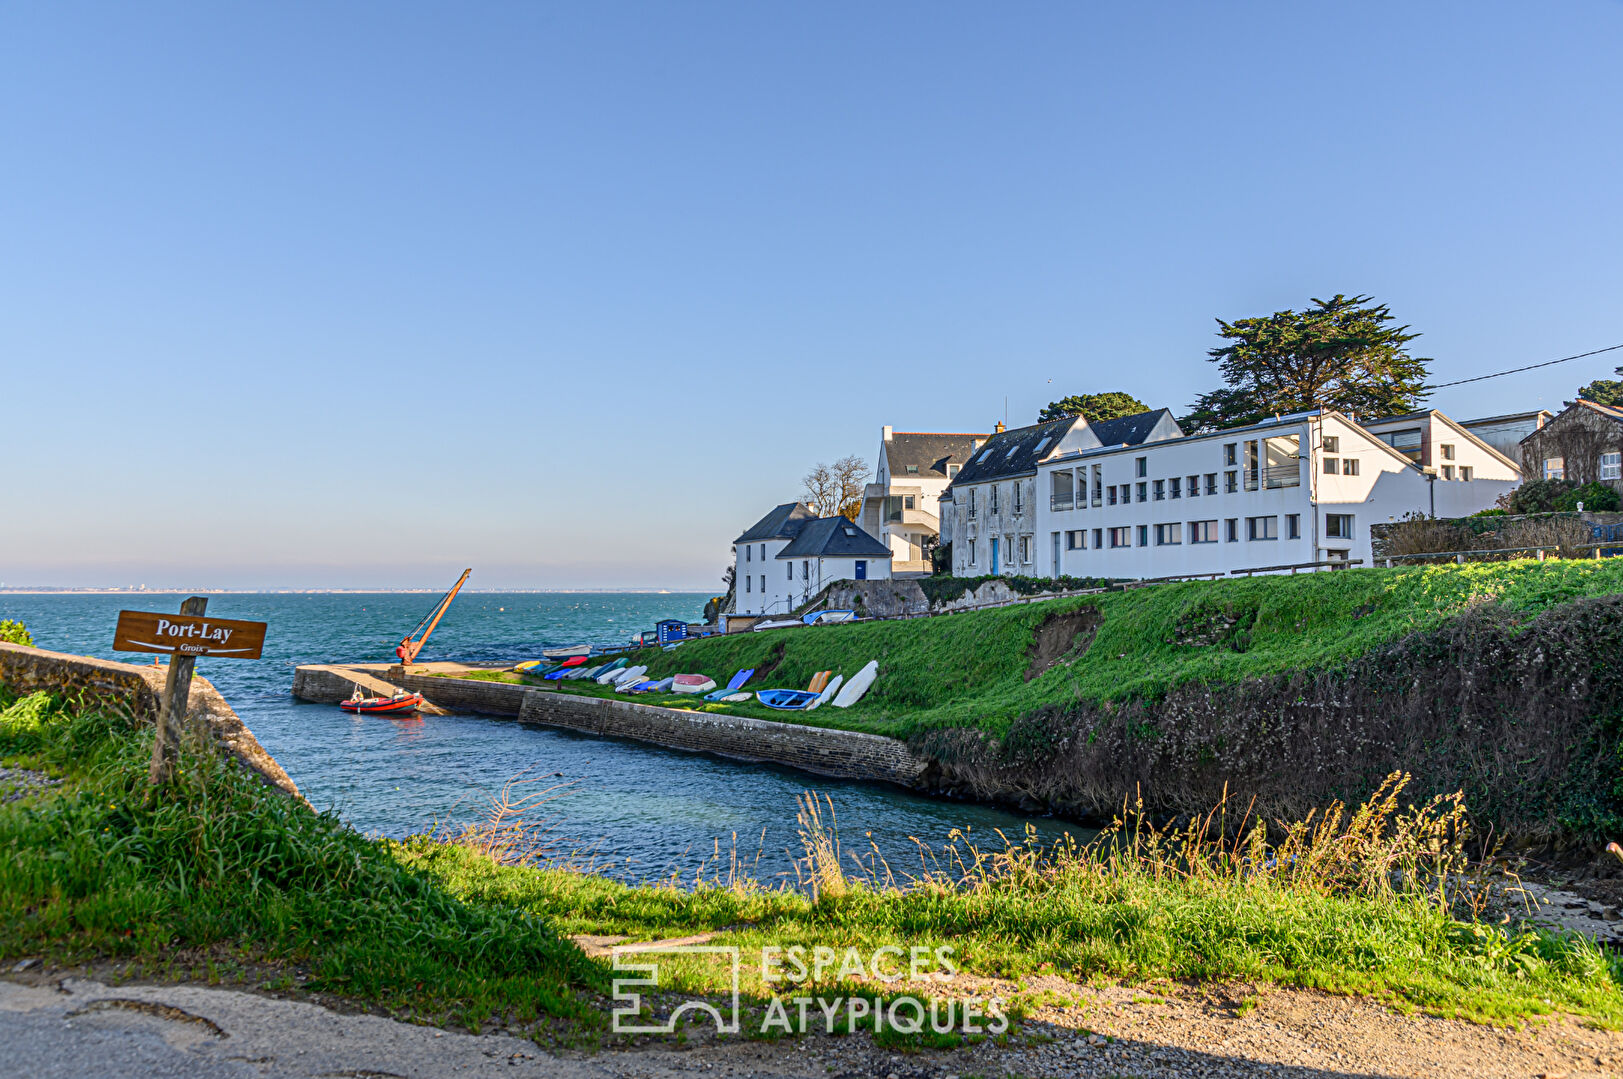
1088,408 -> 1178,448
776,518 -> 893,559
734,502 -> 819,544
947,409 -> 1177,488
882,432 -> 988,480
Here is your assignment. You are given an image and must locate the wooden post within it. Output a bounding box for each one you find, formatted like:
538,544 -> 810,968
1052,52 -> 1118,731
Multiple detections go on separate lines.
149,596 -> 207,786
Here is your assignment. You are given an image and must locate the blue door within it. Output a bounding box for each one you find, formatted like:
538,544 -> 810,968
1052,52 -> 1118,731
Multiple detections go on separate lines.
990,538 -> 999,575
854,560 -> 867,580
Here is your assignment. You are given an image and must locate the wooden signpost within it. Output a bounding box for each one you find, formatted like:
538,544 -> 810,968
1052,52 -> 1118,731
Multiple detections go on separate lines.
113,599 -> 268,785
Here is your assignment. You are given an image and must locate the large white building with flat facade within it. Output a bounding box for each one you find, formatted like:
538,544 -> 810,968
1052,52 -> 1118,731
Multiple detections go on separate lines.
941,407 -> 1521,580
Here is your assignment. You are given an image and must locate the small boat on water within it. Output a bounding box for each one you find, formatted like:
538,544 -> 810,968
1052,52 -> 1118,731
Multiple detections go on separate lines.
339,689 -> 424,716
756,688 -> 820,710
670,674 -> 716,695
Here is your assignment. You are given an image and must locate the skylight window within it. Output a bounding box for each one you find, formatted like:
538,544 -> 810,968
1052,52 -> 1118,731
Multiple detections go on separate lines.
1005,445 -> 1018,458
1035,437 -> 1051,453
843,527 -> 855,536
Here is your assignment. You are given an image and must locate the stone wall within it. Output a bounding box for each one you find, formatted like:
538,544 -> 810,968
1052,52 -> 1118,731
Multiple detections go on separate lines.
0,641 -> 302,801
516,690 -> 928,786
1369,510 -> 1623,560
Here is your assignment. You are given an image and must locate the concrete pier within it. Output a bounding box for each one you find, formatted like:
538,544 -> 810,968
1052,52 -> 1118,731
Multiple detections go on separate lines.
291,662 -> 927,787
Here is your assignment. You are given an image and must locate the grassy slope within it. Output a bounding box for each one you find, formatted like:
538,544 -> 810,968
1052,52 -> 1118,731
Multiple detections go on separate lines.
0,689 -> 605,1033
528,561 -> 1623,739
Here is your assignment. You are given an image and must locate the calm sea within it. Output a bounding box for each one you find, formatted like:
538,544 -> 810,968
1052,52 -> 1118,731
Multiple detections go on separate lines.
0,592 -> 1083,883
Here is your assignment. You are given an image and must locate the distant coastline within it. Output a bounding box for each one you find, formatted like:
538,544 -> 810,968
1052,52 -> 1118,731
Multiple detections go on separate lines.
0,588 -> 706,596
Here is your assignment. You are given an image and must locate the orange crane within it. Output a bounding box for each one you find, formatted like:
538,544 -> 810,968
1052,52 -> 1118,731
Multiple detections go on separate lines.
394,568 -> 472,667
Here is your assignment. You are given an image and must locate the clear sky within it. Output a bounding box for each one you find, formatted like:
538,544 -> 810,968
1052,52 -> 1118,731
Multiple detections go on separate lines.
3,2 -> 1620,590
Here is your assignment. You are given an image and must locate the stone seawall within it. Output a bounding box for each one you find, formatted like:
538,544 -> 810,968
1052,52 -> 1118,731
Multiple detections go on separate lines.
517,690 -> 928,786
1,641 -> 302,800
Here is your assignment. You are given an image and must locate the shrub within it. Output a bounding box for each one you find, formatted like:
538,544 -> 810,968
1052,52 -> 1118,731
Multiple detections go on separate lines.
1502,478 -> 1579,514
1552,482 -> 1621,512
0,620 -> 32,647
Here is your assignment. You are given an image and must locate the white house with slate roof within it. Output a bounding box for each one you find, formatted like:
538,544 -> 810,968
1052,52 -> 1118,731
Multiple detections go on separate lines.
731,502 -> 892,617
940,411 -> 1182,577
859,426 -> 989,573
1033,408 -> 1519,580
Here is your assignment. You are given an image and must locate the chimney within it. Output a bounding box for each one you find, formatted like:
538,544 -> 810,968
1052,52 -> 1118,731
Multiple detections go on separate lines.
994,420 -> 1006,433
882,425 -> 893,441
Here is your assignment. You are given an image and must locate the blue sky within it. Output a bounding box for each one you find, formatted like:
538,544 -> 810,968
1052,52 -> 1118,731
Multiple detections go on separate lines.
3,2 -> 1620,590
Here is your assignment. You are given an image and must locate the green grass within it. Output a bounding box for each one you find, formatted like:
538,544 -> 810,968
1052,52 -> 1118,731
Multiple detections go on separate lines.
4,685 -> 1621,1032
394,782 -> 1623,1027
0,687 -> 606,1034
510,561 -> 1623,738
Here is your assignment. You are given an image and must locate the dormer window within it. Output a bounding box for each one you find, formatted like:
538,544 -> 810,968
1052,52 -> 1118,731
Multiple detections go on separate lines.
905,464 -> 919,474
947,464 -> 960,477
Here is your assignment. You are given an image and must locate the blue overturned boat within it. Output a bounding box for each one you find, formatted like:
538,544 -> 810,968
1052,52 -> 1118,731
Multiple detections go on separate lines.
756,688 -> 820,710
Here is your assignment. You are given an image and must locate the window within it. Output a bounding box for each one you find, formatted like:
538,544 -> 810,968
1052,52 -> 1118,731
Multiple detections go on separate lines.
1018,536 -> 1031,563
1226,518 -> 1239,543
1247,515 -> 1278,541
946,464 -> 960,477
1170,477 -> 1182,499
969,539 -> 976,565
1051,470 -> 1074,510
1187,475 -> 1199,497
802,560 -> 809,579
904,495 -> 915,509
1013,483 -> 1022,513
1066,530 -> 1085,550
1137,524 -> 1149,547
1034,437 -> 1051,453
1603,452 -> 1622,481
1091,465 -> 1103,506
745,575 -> 751,592
1136,456 -> 1148,478
760,544 -> 765,561
1264,435 -> 1300,488
1205,473 -> 1218,495
1441,465 -> 1455,481
1093,528 -> 1103,548
760,575 -> 766,593
1460,466 -> 1473,481
905,464 -> 919,474
1225,470 -> 1238,493
745,545 -> 751,562
990,486 -> 999,514
1154,523 -> 1182,546
1286,514 -> 1300,539
1323,435 -> 1340,453
1224,443 -> 1237,466
1153,479 -> 1165,501
787,561 -> 793,579
967,489 -> 977,518
1326,513 -> 1354,539
1107,486 -> 1118,506
1440,444 -> 1456,461
1324,457 -> 1340,475
1190,520 -> 1219,544
1136,482 -> 1148,503
1343,458 -> 1360,476
1244,441 -> 1259,490
1544,457 -> 1565,480
1379,428 -> 1423,463
1121,484 -> 1133,503
1109,526 -> 1131,548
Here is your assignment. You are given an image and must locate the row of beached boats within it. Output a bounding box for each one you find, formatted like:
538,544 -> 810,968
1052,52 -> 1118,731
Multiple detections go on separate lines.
512,655 -> 878,711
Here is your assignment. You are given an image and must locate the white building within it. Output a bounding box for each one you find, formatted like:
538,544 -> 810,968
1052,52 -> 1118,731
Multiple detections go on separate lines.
731,502 -> 893,616
859,426 -> 988,574
1024,408 -> 1521,580
939,410 -> 1183,576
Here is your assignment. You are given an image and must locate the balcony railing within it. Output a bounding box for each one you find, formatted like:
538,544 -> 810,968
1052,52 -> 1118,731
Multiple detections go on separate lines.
1050,493 -> 1074,511
1263,464 -> 1301,489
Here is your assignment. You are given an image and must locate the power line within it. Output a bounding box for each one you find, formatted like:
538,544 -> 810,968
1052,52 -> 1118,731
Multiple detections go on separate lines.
1426,342 -> 1623,390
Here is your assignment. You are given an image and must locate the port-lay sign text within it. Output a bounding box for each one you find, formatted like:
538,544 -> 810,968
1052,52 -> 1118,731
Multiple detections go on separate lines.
113,610 -> 267,660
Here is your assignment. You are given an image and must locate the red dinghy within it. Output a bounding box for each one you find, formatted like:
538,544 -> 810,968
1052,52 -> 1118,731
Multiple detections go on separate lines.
339,691 -> 424,716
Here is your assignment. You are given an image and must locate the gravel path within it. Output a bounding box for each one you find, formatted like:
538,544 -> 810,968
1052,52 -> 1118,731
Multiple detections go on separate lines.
3,973 -> 1619,1078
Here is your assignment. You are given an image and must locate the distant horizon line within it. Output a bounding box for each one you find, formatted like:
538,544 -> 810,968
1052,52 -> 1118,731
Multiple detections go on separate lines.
0,587 -> 714,596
